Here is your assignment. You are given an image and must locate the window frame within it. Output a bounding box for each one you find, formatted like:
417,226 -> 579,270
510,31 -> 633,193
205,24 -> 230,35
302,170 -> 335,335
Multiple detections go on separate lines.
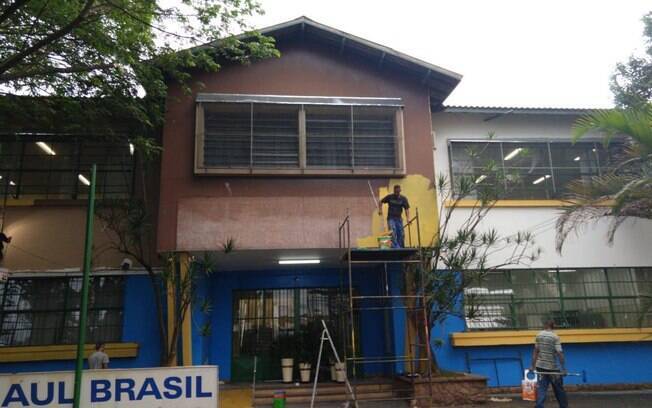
0,275 -> 125,346
194,94 -> 406,176
447,138 -> 613,200
0,134 -> 135,200
463,267 -> 652,331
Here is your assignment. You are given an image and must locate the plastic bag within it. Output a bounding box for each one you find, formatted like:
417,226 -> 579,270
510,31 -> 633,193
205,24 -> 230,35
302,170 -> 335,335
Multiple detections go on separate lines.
521,369 -> 537,401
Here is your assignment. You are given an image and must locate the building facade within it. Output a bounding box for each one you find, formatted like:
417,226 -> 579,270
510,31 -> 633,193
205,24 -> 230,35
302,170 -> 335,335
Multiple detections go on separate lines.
1,17 -> 651,388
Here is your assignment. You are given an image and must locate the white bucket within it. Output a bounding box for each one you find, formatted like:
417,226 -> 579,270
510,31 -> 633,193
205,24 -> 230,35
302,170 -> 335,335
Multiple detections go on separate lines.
334,362 -> 346,383
281,358 -> 294,383
299,363 -> 311,383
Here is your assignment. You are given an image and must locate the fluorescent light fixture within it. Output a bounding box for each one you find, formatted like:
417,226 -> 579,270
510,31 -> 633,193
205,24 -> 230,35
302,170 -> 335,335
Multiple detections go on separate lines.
548,269 -> 577,273
129,143 -> 135,155
474,174 -> 487,184
573,156 -> 581,161
278,259 -> 320,265
78,174 -> 90,186
532,175 -> 551,185
504,147 -> 523,161
36,142 -> 56,156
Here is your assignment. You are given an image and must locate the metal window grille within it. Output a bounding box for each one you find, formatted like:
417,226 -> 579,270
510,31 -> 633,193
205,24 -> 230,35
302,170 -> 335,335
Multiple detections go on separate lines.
464,268 -> 652,330
448,140 -> 620,200
202,102 -> 399,171
0,276 -> 125,346
0,136 -> 134,200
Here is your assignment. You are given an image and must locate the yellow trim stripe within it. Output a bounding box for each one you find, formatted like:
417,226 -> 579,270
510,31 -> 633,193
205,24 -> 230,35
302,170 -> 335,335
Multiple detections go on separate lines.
451,328 -> 652,347
0,342 -> 138,363
445,199 -> 614,208
166,267 -> 177,366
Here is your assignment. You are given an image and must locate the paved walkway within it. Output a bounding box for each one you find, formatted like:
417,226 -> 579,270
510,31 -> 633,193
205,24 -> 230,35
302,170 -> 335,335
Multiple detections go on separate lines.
290,390 -> 652,407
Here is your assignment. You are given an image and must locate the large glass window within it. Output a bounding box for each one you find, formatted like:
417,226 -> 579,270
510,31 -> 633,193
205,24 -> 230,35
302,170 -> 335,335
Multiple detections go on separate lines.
0,136 -> 134,200
464,268 -> 652,330
198,100 -> 403,174
448,140 -> 617,199
0,276 -> 125,346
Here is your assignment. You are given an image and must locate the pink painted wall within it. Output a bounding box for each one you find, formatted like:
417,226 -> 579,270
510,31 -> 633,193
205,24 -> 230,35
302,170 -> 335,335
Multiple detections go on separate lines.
158,40 -> 434,252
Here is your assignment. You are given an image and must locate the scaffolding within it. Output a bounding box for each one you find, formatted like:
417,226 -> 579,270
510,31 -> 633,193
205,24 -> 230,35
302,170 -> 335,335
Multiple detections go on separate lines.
337,208 -> 433,405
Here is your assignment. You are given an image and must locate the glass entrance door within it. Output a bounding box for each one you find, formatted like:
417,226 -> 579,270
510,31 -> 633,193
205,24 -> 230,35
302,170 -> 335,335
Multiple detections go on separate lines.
231,287 -> 346,382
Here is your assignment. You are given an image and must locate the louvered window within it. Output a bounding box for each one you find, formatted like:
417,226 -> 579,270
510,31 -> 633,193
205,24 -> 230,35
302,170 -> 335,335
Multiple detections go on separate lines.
195,94 -> 404,175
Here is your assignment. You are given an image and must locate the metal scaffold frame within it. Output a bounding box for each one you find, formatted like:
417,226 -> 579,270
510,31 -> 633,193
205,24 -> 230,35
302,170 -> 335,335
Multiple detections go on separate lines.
337,208 -> 433,406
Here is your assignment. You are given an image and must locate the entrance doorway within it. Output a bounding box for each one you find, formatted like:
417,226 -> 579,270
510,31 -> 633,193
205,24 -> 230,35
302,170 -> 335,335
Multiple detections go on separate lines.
231,287 -> 347,382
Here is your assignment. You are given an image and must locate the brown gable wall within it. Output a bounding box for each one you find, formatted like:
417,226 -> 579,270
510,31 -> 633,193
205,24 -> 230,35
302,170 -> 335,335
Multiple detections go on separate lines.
158,41 -> 434,252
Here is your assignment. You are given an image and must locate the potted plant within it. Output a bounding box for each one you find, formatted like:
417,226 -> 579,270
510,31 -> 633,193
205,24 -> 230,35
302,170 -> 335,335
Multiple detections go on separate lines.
277,333 -> 297,383
298,324 -> 316,383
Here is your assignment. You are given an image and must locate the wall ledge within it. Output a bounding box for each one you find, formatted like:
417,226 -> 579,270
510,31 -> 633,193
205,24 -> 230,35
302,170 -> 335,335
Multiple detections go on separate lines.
445,199 -> 614,208
451,328 -> 652,347
0,342 -> 139,363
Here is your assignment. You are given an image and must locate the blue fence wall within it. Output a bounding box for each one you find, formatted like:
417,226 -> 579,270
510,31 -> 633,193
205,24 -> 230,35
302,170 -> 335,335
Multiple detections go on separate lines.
0,275 -> 161,374
433,314 -> 652,387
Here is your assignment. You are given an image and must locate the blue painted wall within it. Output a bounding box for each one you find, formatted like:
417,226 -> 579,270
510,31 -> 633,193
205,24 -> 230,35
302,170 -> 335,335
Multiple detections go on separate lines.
0,275 -> 161,374
192,266 -> 404,381
433,313 -> 652,387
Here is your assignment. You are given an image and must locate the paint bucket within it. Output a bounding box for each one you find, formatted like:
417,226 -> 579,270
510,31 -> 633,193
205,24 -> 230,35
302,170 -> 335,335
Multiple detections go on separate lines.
334,362 -> 346,383
377,235 -> 392,249
272,390 -> 286,408
521,370 -> 537,401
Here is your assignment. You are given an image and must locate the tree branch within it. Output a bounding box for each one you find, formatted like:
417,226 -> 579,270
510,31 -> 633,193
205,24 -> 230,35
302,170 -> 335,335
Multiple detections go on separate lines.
0,0 -> 95,76
0,62 -> 112,81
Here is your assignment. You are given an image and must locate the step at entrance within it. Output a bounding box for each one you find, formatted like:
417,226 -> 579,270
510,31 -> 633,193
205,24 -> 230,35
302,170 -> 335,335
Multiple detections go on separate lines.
253,379 -> 410,406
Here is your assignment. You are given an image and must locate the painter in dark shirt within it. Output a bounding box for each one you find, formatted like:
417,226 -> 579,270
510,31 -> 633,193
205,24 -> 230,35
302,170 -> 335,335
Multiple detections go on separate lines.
378,185 -> 410,248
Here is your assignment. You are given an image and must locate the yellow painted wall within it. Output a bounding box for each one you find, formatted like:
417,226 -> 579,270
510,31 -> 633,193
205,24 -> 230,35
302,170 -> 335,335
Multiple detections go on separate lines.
357,174 -> 438,248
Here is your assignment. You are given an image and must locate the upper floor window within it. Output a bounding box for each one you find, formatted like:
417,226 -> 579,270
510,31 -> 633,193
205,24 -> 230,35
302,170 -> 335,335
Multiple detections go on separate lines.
0,275 -> 125,346
449,140 -> 621,199
195,94 -> 405,176
0,136 -> 134,200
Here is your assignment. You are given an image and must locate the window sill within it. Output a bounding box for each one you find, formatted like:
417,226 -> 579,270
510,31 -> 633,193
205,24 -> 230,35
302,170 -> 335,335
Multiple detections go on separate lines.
194,167 -> 406,177
451,328 -> 652,347
444,199 -> 614,208
0,342 -> 139,363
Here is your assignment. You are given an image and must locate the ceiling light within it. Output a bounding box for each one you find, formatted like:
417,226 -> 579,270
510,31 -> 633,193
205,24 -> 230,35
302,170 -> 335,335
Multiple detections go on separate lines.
9,181 -> 15,186
36,142 -> 56,156
474,174 -> 487,184
592,148 -> 597,152
278,259 -> 320,265
548,269 -> 577,273
78,174 -> 90,186
573,156 -> 581,161
504,148 -> 523,161
129,143 -> 135,155
532,175 -> 551,185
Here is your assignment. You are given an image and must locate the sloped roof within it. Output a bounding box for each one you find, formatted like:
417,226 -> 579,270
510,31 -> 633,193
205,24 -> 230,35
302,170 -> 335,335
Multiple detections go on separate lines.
239,16 -> 462,108
443,105 -> 606,115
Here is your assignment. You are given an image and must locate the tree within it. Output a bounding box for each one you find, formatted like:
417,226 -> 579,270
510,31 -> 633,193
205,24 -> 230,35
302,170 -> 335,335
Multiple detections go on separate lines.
555,106 -> 652,252
611,12 -> 652,109
0,0 -> 279,129
413,143 -> 541,373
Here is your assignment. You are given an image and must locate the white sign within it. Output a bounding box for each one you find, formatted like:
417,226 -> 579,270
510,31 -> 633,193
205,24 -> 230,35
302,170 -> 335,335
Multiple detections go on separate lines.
0,365 -> 218,407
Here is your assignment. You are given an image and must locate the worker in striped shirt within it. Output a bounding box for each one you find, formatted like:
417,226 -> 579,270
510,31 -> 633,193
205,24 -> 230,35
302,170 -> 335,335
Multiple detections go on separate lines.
530,320 -> 568,408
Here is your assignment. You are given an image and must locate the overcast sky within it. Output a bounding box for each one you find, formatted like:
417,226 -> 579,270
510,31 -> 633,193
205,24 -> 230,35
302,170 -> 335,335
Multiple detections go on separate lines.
246,0 -> 650,108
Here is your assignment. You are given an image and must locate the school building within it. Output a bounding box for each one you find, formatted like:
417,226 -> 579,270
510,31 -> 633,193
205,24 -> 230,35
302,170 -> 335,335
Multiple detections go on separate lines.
0,17 -> 651,390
